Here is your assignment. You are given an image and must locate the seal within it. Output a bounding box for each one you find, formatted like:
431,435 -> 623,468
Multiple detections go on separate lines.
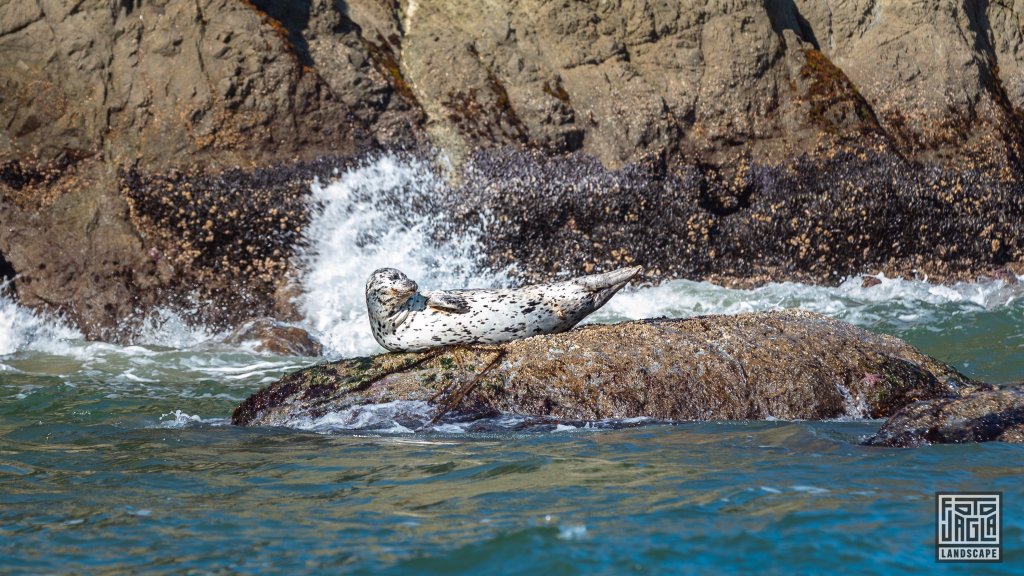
366,266 -> 642,351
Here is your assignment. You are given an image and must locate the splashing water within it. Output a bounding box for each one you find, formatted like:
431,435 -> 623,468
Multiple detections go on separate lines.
135,305 -> 221,349
296,155 -> 510,356
0,283 -> 81,357
589,273 -> 1023,329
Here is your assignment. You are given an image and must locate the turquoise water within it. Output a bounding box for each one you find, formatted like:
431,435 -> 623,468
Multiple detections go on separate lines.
2,279 -> 1023,574
2,414 -> 1023,575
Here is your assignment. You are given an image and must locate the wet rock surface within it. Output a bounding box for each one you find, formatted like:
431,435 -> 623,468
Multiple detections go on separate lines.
222,317 -> 323,357
2,0 -> 1024,338
864,386 -> 1024,447
231,310 -> 978,427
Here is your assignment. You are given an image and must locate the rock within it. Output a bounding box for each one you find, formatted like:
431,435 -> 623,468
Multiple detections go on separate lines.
395,0 -> 1023,171
397,0 -> 878,167
793,0 -> 1024,170
861,276 -> 882,288
0,0 -> 418,168
231,310 -> 977,427
0,158 -> 337,339
864,386 -> 1024,447
222,317 -> 323,357
4,1 -> 1020,169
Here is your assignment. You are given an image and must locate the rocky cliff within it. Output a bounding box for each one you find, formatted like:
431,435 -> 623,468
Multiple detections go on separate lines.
2,0 -> 1023,338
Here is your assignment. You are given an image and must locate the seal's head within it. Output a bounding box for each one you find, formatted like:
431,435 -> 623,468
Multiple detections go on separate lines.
366,268 -> 418,318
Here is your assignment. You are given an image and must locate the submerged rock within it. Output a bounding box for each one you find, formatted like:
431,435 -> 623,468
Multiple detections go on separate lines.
864,387 -> 1024,447
232,310 -> 977,427
222,318 -> 323,357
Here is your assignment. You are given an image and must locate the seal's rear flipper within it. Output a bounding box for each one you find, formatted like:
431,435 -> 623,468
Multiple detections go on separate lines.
575,266 -> 642,292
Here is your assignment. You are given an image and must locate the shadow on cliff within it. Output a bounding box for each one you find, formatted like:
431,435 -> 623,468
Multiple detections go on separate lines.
0,251 -> 15,285
965,0 -> 1024,169
248,0 -> 316,67
765,0 -> 821,49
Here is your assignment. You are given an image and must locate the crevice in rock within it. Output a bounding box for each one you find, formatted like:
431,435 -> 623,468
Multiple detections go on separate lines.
0,251 -> 16,285
332,1 -> 357,34
246,0 -> 316,68
362,33 -> 420,108
765,0 -> 821,50
964,0 -> 1024,171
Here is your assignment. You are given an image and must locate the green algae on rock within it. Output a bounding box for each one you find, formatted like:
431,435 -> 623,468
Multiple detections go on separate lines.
231,310 -> 977,427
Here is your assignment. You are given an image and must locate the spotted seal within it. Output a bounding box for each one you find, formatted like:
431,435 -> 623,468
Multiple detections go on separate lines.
365,266 -> 642,352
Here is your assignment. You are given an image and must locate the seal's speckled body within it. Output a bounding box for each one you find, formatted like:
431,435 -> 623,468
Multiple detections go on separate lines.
365,267 -> 641,352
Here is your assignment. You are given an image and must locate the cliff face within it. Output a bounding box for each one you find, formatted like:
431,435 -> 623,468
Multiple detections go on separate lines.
2,0 -> 1023,338
0,0 -> 418,166
5,1 -> 1024,168
358,0 -> 1024,170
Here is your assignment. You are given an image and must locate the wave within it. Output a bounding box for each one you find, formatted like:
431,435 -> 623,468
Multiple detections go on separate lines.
285,399 -> 662,434
0,282 -> 81,356
589,272 -> 1023,329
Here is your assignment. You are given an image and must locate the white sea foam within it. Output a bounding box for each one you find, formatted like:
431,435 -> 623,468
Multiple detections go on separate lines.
0,283 -> 81,357
157,410 -> 229,428
557,524 -> 589,541
791,485 -> 830,494
285,399 -> 667,434
587,272 -> 1023,329
136,306 -> 221,349
293,400 -> 434,433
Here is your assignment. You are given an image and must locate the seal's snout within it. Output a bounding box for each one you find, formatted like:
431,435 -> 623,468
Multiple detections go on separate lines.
394,279 -> 418,294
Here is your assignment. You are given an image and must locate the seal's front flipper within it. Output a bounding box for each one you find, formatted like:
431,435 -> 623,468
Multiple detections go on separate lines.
426,291 -> 470,314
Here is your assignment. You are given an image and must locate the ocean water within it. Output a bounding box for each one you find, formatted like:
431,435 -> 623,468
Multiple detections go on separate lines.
1,156 -> 1022,574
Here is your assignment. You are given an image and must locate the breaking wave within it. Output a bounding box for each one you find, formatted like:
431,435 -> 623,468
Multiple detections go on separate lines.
0,282 -> 81,357
589,272 -> 1023,330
